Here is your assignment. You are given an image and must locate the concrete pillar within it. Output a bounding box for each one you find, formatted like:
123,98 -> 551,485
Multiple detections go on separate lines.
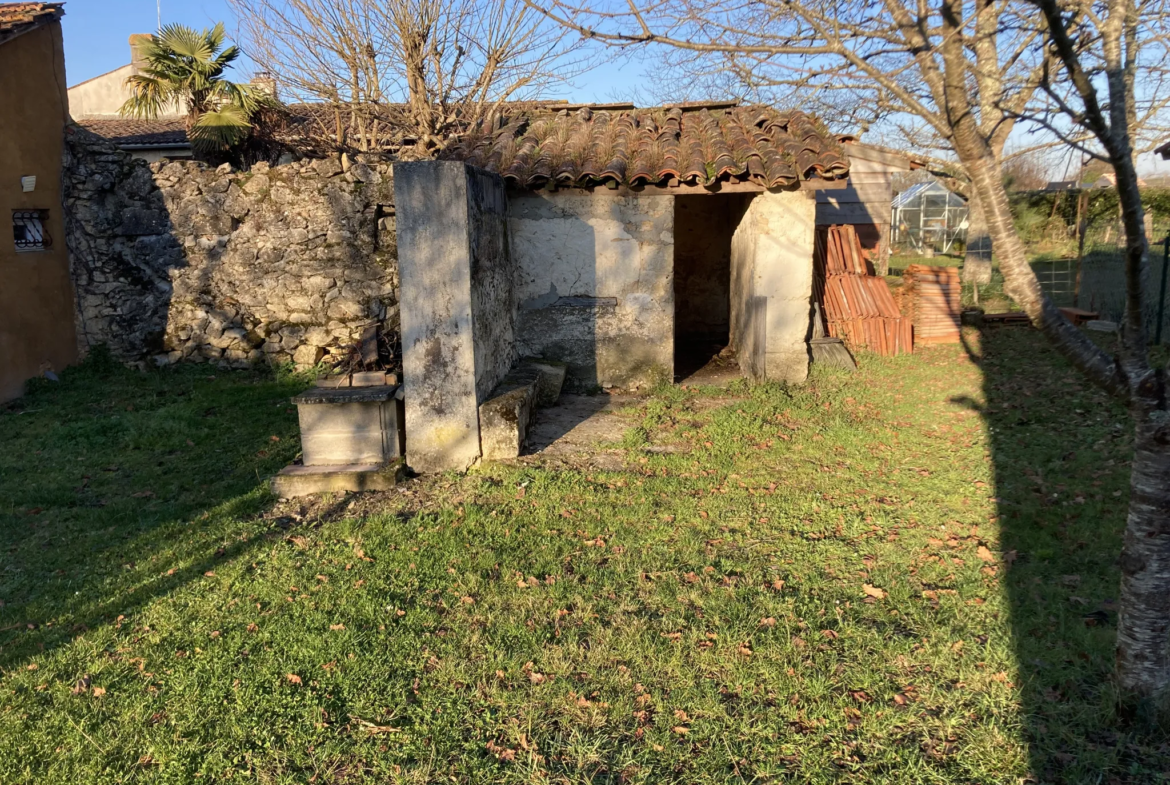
393,161 -> 512,472
731,189 -> 816,384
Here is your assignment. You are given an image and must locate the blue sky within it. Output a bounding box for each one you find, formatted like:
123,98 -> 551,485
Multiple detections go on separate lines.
60,0 -> 1169,174
61,0 -> 643,102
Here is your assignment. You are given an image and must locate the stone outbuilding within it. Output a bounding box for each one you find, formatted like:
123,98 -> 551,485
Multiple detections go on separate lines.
393,102 -> 853,471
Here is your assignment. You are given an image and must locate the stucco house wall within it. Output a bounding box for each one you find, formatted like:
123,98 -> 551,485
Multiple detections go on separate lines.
66,35 -> 183,119
0,17 -> 78,401
67,63 -> 138,118
508,191 -> 675,391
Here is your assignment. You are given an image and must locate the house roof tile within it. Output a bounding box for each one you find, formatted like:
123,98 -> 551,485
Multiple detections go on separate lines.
0,2 -> 63,45
441,104 -> 850,189
74,117 -> 189,148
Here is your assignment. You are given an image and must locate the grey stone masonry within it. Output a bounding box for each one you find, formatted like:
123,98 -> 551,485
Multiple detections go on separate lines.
62,126 -> 398,369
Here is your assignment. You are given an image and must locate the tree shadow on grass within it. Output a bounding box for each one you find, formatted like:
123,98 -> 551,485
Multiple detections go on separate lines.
958,326 -> 1170,782
0,351 -> 313,672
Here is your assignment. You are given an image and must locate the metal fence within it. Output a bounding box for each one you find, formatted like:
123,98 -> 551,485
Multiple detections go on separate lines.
1032,234 -> 1170,343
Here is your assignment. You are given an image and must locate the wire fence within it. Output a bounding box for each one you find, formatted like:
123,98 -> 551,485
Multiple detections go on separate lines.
1031,234 -> 1170,343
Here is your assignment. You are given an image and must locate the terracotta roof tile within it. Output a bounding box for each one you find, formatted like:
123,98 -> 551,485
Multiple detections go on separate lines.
0,2 -> 63,44
74,117 -> 189,148
442,105 -> 849,189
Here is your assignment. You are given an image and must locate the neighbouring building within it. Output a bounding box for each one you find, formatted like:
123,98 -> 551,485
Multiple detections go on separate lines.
67,33 -> 193,162
0,2 -> 78,402
393,103 -> 852,471
73,117 -> 191,163
815,141 -> 918,274
1092,171 -> 1147,190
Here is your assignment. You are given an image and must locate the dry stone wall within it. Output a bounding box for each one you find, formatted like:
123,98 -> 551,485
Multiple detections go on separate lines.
62,126 -> 398,369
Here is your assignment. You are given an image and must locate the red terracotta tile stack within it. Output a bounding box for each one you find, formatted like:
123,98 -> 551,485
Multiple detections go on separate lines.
813,225 -> 912,356
902,265 -> 962,343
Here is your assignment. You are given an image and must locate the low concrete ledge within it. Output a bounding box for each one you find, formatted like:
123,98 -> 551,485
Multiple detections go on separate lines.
478,360 -> 567,461
292,384 -> 400,405
271,460 -> 404,498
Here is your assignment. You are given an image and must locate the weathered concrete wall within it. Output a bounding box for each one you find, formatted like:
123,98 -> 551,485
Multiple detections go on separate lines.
396,161 -> 515,473
0,21 -> 78,401
508,191 -> 674,390
730,189 -> 815,383
466,167 -> 516,401
63,128 -> 397,369
730,196 -> 762,380
674,195 -> 747,342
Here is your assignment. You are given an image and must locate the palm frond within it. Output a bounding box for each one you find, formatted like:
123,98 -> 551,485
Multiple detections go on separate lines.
212,44 -> 241,70
119,22 -> 265,153
204,22 -> 227,54
119,74 -> 179,119
154,23 -> 214,62
190,105 -> 252,152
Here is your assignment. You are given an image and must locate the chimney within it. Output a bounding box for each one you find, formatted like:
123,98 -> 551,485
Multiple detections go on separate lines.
129,34 -> 153,66
250,73 -> 278,101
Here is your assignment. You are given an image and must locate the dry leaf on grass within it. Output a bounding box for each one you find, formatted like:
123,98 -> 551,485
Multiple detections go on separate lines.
863,584 -> 887,599
286,674 -> 303,685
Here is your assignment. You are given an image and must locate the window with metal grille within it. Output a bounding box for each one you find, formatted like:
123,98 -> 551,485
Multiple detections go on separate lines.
13,210 -> 51,252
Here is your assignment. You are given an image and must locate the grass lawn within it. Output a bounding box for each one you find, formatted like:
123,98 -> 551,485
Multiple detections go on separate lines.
2,335 -> 1165,784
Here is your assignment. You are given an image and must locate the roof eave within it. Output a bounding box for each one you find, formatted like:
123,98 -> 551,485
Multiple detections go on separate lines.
0,3 -> 64,47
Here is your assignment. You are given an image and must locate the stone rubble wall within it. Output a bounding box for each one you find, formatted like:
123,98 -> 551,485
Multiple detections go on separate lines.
62,126 -> 398,369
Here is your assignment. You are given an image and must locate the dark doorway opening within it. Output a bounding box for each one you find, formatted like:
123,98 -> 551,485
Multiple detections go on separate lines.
672,194 -> 750,383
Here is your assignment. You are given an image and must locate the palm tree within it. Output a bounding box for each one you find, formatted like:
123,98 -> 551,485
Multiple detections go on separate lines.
119,23 -> 263,152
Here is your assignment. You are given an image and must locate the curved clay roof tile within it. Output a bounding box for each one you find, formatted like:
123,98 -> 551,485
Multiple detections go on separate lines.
441,102 -> 849,189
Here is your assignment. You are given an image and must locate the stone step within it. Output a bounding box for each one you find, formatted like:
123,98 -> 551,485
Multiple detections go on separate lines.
271,460 -> 404,497
478,359 -> 567,461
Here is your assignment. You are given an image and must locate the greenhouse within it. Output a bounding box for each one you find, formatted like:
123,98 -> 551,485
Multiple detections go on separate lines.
891,181 -> 969,253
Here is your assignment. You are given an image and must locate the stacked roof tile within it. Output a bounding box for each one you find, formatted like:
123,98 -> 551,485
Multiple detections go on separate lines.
0,2 -> 63,45
442,104 -> 849,189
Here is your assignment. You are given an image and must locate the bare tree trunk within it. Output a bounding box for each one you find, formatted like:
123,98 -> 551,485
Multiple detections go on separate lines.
1117,416 -> 1170,709
962,189 -> 993,285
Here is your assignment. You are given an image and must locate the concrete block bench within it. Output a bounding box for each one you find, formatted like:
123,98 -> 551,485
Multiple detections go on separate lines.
479,360 -> 566,461
272,383 -> 405,497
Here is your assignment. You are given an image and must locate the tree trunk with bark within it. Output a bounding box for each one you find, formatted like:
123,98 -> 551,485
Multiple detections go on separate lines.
962,190 -> 993,285
1117,412 -> 1170,710
949,15 -> 1170,711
